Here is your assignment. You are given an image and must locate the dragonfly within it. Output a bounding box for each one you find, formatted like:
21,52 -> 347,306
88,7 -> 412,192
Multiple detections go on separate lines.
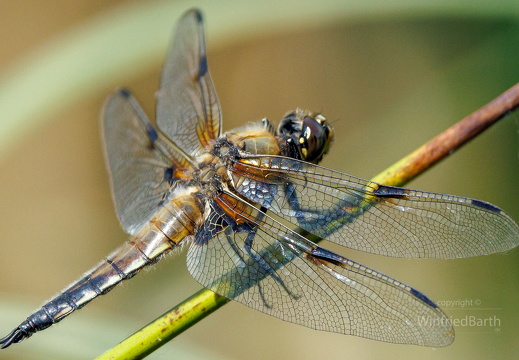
2,9 -> 518,350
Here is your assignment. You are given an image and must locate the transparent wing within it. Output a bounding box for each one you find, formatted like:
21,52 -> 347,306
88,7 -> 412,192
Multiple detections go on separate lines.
186,197 -> 454,347
231,155 -> 519,258
156,9 -> 221,158
102,88 -> 190,235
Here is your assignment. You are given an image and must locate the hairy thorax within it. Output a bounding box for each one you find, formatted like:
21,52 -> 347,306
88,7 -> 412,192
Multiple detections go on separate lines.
188,122 -> 282,226
193,122 -> 281,195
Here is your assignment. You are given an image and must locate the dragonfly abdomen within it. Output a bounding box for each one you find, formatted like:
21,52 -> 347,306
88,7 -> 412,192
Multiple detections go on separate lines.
0,191 -> 203,348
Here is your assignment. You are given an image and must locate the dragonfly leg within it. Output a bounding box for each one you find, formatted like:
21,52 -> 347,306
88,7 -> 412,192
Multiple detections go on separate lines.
223,227 -> 246,263
222,227 -> 275,306
242,225 -> 299,306
284,182 -> 369,237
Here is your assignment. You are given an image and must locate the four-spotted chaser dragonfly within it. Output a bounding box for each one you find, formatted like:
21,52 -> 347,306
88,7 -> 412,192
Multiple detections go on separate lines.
2,9 -> 518,350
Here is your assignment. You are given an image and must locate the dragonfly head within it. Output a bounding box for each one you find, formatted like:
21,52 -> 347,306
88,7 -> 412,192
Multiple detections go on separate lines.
277,109 -> 334,164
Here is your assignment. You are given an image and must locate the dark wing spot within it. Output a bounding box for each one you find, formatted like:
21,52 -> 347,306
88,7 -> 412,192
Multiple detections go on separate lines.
373,184 -> 410,199
410,288 -> 438,308
194,9 -> 203,23
118,88 -> 131,98
163,167 -> 177,182
198,56 -> 208,78
146,123 -> 158,144
471,199 -> 501,213
310,246 -> 345,266
194,213 -> 228,245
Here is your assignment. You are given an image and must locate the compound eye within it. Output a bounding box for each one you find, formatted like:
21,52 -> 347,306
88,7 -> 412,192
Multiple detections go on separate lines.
300,116 -> 327,162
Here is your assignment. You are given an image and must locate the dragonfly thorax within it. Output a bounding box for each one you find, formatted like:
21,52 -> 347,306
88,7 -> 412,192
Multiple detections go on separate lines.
223,122 -> 281,157
188,139 -> 242,203
192,122 -> 286,203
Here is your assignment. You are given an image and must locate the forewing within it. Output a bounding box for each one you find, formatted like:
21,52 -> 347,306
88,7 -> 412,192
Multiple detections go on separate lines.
231,156 -> 519,258
186,199 -> 454,347
102,89 -> 188,235
156,9 -> 221,158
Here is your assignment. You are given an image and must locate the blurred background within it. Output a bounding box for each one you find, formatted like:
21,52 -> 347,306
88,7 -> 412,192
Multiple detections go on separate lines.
0,1 -> 518,359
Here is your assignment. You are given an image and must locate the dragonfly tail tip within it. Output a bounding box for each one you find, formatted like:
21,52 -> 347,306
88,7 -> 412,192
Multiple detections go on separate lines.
0,326 -> 29,349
